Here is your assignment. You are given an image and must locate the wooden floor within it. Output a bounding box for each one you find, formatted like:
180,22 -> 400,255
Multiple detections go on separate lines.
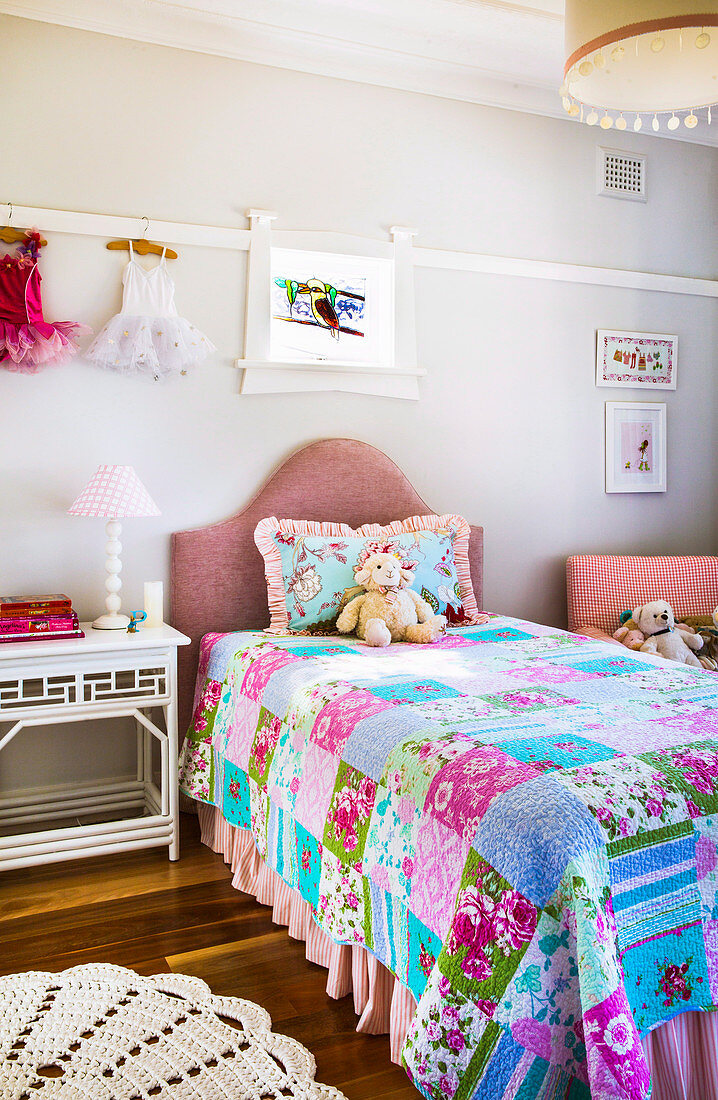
0,813 -> 417,1099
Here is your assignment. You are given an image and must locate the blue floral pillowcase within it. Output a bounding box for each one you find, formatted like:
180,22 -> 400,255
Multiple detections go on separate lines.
255,519 -> 474,634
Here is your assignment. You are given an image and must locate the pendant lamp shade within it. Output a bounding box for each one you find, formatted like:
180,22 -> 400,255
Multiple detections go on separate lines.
562,1 -> 718,127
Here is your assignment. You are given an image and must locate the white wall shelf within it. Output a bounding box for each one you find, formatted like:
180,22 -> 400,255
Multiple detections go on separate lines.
7,203 -> 716,296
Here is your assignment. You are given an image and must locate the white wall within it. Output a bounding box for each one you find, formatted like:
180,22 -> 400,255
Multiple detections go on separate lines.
1,15 -> 717,788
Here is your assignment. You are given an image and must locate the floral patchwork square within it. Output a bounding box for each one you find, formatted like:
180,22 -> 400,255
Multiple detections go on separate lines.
224,691 -> 260,771
310,686 -> 395,756
426,745 -> 540,843
317,853 -> 365,945
481,689 -> 580,716
557,755 -> 691,842
247,706 -> 284,787
323,761 -> 377,862
641,741 -> 718,818
274,643 -> 355,659
438,848 -> 540,1007
363,779 -> 422,905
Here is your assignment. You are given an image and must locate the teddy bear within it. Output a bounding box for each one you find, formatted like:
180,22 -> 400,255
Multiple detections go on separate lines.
632,600 -> 704,667
613,613 -> 646,651
335,551 -> 447,646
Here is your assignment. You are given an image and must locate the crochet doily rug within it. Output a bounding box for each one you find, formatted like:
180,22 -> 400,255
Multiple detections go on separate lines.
0,963 -> 348,1099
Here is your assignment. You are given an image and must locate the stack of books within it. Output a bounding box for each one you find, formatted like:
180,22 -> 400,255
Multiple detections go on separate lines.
0,594 -> 85,643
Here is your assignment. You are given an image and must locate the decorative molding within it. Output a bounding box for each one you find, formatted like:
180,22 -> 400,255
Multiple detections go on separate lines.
7,204 -> 717,299
1,204 -> 249,250
2,0 -> 717,146
414,247 -> 718,299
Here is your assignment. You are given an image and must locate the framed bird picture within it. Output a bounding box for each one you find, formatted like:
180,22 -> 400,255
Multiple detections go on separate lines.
269,247 -> 393,368
605,401 -> 667,493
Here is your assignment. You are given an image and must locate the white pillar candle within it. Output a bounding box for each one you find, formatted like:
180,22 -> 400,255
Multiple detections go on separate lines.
144,581 -> 164,629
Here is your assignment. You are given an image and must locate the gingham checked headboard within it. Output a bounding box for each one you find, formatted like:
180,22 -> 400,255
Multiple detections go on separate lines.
566,555 -> 718,634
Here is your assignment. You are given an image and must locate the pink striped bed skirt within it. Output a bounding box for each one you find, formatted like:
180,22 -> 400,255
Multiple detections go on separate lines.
197,803 -> 718,1099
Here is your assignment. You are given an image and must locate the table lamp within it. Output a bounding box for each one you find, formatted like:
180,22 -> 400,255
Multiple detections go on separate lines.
68,465 -> 160,629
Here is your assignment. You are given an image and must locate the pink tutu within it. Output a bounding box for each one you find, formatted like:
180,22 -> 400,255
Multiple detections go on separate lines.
0,230 -> 88,373
0,319 -> 89,373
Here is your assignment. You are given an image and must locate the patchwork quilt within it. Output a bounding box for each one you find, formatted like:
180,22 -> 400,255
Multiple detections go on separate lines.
178,616 -> 718,1100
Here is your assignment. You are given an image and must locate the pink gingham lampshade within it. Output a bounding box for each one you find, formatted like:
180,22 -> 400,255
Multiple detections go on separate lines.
68,466 -> 160,518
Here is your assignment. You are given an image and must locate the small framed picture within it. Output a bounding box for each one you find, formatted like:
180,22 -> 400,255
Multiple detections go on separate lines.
596,330 -> 677,389
605,402 -> 666,493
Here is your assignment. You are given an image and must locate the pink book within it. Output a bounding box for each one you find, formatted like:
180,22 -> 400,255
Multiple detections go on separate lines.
0,628 -> 85,644
0,614 -> 78,635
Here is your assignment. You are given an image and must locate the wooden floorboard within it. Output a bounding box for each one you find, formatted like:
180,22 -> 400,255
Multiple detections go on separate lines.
0,812 -> 417,1099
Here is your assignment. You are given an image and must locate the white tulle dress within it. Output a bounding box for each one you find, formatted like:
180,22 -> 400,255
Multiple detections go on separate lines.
87,243 -> 215,381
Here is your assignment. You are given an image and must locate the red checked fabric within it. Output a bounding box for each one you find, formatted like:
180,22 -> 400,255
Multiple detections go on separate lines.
566,555 -> 718,634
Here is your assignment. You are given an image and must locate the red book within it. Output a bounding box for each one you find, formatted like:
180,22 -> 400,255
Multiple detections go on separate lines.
0,627 -> 85,644
0,594 -> 73,618
0,613 -> 79,635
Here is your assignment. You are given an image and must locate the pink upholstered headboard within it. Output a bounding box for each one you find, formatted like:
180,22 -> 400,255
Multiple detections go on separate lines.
171,438 -> 484,732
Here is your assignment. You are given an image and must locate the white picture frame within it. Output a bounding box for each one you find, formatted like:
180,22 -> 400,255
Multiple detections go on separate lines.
596,330 -> 677,390
270,246 -> 393,368
236,213 -> 423,399
605,402 -> 666,493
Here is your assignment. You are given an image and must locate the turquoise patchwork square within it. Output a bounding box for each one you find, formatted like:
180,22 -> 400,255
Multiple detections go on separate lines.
406,910 -> 441,1001
275,643 -> 354,659
361,679 -> 461,704
568,657 -> 646,677
461,627 -> 534,644
621,924 -> 711,1032
295,822 -> 322,907
222,762 -> 251,828
497,734 -> 618,771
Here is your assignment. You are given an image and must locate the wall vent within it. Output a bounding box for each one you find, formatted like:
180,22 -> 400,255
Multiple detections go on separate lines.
597,148 -> 646,202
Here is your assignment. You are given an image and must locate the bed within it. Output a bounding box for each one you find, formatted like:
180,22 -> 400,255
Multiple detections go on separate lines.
173,439 -> 718,1100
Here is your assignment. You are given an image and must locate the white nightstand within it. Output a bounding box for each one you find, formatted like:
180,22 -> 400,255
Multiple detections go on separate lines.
0,623 -> 190,872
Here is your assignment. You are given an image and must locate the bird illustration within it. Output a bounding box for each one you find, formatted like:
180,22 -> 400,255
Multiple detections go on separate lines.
305,278 -> 340,339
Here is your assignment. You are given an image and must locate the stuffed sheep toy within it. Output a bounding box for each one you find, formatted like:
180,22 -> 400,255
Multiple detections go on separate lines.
336,551 -> 447,647
633,600 -> 704,668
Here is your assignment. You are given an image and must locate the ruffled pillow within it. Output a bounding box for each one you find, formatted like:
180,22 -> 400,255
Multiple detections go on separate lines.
254,513 -> 481,634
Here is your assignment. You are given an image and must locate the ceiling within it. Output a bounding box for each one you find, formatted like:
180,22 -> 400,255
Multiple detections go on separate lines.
2,0 -> 716,145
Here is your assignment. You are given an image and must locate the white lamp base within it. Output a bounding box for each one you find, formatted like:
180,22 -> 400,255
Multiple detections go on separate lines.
93,518 -> 130,630
92,611 -> 131,630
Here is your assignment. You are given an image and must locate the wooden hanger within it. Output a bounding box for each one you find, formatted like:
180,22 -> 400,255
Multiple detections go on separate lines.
106,218 -> 178,259
0,207 -> 47,247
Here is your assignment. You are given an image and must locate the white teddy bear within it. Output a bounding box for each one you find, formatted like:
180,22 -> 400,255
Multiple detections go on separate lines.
633,600 -> 704,668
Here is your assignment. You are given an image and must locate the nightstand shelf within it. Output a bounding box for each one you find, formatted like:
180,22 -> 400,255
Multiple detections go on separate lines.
0,623 -> 190,872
